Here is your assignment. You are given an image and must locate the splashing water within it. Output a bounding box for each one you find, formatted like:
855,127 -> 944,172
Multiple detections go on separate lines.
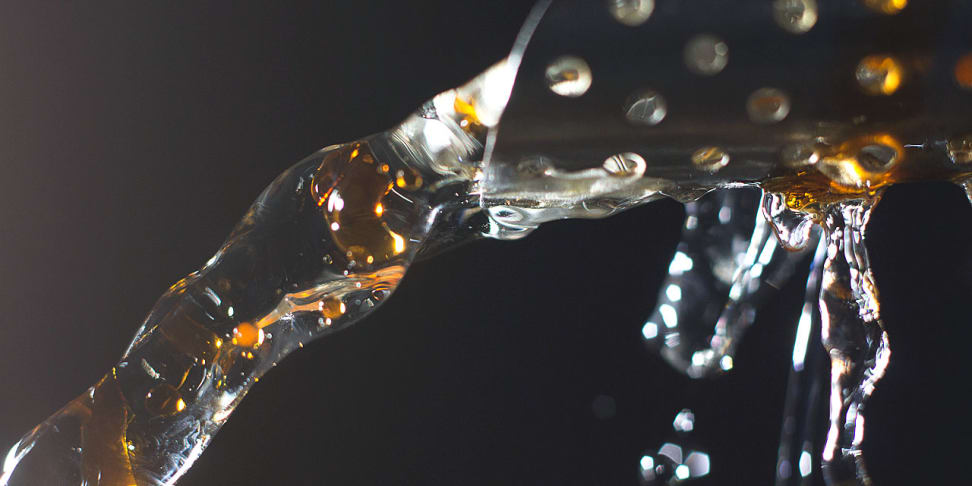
0,139 -> 473,486
639,409 -> 711,486
4,1 -> 972,485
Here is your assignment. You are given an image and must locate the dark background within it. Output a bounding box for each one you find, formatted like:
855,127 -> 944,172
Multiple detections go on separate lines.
1,2 -> 971,485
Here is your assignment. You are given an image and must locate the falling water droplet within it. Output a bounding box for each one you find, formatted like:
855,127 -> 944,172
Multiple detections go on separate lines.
639,410 -> 711,484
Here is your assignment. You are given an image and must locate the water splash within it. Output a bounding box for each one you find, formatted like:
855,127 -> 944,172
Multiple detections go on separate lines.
0,50 -> 515,484
0,139 -> 472,486
817,197 -> 890,485
639,409 -> 711,485
643,189 -> 813,378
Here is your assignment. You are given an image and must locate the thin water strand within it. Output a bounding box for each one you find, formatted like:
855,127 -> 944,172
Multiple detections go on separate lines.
643,189 -> 812,378
775,232 -> 828,485
818,197 -> 890,486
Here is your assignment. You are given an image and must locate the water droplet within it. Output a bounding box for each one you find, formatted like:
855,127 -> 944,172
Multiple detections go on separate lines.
145,384 -> 186,417
545,55 -> 593,97
640,453 -> 679,484
231,322 -> 264,349
856,55 -> 904,95
684,34 -> 729,76
624,89 -> 667,125
861,0 -> 907,15
672,409 -> 695,433
746,87 -> 790,124
954,53 -> 972,90
607,0 -> 654,26
691,147 -> 729,172
603,152 -> 646,176
773,0 -> 818,34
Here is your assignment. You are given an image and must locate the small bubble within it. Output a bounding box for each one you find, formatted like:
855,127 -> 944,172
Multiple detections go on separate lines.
746,87 -> 790,124
861,0 -> 907,15
624,89 -> 667,126
773,0 -> 817,34
603,152 -> 646,176
691,147 -> 730,172
545,55 -> 593,97
684,34 -> 729,76
322,254 -> 333,265
607,0 -> 654,27
856,55 -> 904,96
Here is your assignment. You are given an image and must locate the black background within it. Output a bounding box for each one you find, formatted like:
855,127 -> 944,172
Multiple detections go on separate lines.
1,2 -> 971,485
